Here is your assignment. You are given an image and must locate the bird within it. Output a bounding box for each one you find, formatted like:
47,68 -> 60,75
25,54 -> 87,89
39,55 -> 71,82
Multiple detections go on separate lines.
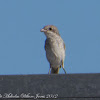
40,25 -> 66,74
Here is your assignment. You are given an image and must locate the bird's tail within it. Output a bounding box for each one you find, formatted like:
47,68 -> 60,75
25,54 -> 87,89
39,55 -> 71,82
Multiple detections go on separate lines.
51,67 -> 59,74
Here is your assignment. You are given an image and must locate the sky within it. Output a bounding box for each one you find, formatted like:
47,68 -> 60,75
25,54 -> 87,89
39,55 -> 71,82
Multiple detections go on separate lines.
0,0 -> 100,75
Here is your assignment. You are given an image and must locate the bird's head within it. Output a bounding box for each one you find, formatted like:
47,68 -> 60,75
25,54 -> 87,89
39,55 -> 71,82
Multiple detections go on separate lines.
40,25 -> 60,38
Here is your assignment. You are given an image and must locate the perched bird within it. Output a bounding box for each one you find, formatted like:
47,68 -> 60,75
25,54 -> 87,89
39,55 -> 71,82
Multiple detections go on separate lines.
40,25 -> 66,74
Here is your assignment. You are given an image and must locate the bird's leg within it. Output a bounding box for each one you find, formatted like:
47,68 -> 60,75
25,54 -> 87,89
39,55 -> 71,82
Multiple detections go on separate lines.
61,60 -> 67,74
62,67 -> 67,74
48,64 -> 52,74
48,68 -> 51,74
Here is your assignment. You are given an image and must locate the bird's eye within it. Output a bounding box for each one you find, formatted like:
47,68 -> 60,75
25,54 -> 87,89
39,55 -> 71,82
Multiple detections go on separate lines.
49,27 -> 52,30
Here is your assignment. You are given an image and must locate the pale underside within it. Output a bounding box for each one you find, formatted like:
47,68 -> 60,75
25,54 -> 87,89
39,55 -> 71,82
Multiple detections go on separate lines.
45,35 -> 65,69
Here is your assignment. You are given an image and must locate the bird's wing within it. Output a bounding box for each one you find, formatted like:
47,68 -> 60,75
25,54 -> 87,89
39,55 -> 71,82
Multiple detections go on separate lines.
63,42 -> 66,50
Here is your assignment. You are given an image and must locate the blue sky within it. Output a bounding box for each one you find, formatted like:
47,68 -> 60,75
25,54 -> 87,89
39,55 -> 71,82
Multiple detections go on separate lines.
0,0 -> 100,75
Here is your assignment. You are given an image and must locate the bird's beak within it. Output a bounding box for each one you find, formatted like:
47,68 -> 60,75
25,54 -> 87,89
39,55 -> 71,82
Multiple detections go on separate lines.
40,29 -> 47,32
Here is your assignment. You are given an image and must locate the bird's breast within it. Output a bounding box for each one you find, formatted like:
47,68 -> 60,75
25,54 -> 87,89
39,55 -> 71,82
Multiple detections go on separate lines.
45,36 -> 65,65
